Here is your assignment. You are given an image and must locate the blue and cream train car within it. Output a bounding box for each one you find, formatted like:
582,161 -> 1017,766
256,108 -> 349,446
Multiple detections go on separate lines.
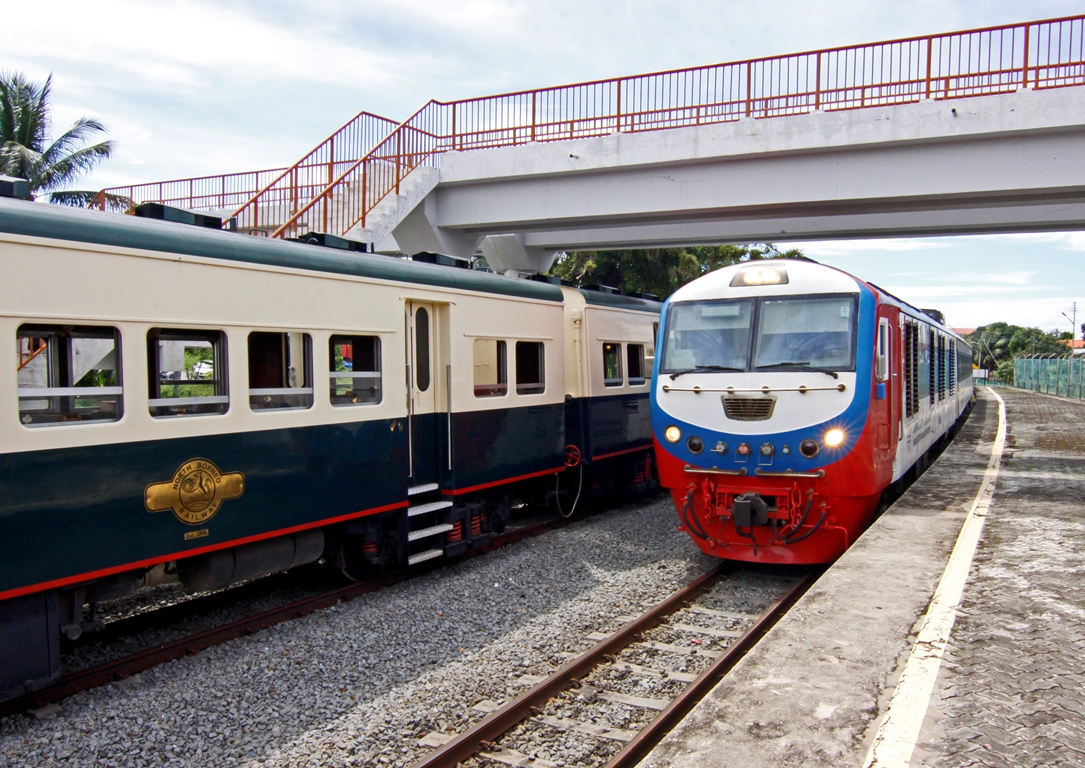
0,194 -> 660,700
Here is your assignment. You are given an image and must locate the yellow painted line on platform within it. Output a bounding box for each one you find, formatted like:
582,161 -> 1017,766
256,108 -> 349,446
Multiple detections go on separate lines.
864,388 -> 1007,768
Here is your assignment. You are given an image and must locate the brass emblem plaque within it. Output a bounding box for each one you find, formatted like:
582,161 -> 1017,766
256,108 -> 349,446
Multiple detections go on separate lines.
145,458 -> 245,525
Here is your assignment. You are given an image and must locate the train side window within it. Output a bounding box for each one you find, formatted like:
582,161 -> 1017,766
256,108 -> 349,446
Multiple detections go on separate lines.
17,324 -> 123,426
515,341 -> 545,395
249,332 -> 313,411
627,344 -> 646,386
876,320 -> 889,382
148,329 -> 228,418
603,343 -> 623,387
330,335 -> 382,406
473,339 -> 507,397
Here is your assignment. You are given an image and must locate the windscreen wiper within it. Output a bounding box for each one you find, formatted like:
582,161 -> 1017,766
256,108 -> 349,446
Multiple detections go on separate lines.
668,365 -> 744,380
755,361 -> 840,379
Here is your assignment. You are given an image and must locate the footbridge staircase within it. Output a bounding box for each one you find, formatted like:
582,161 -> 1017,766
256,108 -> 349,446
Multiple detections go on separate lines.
94,14 -> 1085,274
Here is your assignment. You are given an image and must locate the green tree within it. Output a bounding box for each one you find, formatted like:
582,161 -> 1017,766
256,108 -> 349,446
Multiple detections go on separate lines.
968,322 -> 1068,381
549,244 -> 804,300
0,71 -> 118,206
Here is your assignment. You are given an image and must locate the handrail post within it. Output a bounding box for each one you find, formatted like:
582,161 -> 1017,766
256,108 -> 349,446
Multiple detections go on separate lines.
531,91 -> 537,141
815,52 -> 822,110
925,37 -> 933,99
451,103 -> 457,151
745,62 -> 752,117
616,78 -> 622,132
1022,23 -> 1031,89
361,163 -> 367,228
395,131 -> 402,195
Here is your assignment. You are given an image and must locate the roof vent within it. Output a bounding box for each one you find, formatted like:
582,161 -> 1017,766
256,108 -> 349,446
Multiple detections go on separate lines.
295,231 -> 369,252
920,308 -> 945,325
134,202 -> 233,230
625,291 -> 659,300
528,274 -> 561,285
412,252 -> 471,269
0,176 -> 31,200
583,284 -> 620,294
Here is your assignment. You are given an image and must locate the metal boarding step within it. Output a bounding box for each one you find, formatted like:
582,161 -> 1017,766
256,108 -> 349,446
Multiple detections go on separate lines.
408,548 -> 444,566
408,500 -> 453,517
407,523 -> 454,542
407,482 -> 439,496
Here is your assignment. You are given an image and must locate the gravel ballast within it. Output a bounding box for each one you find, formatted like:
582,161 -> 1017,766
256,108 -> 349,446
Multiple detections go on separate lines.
1,495 -> 718,768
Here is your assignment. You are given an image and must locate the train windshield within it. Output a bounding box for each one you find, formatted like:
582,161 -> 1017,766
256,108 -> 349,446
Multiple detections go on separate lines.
660,294 -> 858,374
661,299 -> 754,372
753,295 -> 857,371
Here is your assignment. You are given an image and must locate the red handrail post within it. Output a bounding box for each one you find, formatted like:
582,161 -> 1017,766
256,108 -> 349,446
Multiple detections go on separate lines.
925,36 -> 934,98
531,91 -> 537,141
451,103 -> 457,151
745,62 -> 752,117
1022,23 -> 1032,88
616,78 -> 622,132
395,131 -> 402,195
815,52 -> 822,109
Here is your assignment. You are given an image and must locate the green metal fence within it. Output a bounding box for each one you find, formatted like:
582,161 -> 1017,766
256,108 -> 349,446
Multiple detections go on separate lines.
1014,356 -> 1085,399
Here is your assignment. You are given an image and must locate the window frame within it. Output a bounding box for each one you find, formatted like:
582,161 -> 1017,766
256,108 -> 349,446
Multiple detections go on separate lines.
17,323 -> 124,427
147,328 -> 229,418
329,334 -> 383,407
603,342 -> 623,387
515,340 -> 545,395
248,331 -> 314,412
472,338 -> 508,398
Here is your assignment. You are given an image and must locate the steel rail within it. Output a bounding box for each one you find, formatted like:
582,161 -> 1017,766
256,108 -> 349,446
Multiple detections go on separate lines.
604,569 -> 819,768
408,564 -> 733,768
0,512 -> 590,719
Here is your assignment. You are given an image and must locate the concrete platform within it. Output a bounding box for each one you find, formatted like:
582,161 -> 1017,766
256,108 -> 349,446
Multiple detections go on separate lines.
638,387 -> 1084,767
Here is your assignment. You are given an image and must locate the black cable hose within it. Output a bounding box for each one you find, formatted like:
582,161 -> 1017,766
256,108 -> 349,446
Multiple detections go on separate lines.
681,489 -> 712,543
781,493 -> 815,543
783,508 -> 828,544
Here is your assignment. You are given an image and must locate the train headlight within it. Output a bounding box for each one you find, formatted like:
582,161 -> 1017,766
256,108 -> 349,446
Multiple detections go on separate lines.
730,266 -> 789,287
824,428 -> 845,448
664,425 -> 682,443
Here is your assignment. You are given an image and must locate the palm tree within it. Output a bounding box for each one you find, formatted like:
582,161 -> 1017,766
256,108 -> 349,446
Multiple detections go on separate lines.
0,71 -> 119,207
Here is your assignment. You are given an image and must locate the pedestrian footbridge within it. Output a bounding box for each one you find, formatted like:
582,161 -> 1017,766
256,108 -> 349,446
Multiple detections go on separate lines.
97,15 -> 1085,275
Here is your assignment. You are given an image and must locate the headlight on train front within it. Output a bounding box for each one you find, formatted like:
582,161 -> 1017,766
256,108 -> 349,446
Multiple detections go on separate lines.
664,425 -> 682,443
824,428 -> 845,448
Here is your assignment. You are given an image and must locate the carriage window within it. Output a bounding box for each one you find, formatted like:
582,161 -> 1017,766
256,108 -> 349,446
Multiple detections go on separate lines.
603,343 -> 623,386
415,307 -> 430,392
17,325 -> 123,426
516,341 -> 545,395
248,332 -> 312,411
330,335 -> 382,406
627,344 -> 646,386
473,339 -> 507,397
148,329 -> 228,418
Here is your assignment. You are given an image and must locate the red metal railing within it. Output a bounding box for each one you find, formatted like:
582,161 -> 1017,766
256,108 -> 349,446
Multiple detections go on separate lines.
93,111 -> 398,235
268,14 -> 1085,241
97,15 -> 1085,241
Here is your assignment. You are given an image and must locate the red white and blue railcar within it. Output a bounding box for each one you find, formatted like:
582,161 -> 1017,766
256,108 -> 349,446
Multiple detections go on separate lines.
651,259 -> 972,564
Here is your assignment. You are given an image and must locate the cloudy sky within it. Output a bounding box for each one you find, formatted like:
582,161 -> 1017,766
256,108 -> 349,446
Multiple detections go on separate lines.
3,0 -> 1084,333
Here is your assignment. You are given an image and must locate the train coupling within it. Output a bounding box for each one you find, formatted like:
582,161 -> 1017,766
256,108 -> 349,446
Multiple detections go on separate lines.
732,493 -> 770,527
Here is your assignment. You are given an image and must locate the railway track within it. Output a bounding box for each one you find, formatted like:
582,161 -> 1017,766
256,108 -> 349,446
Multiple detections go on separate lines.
410,564 -> 818,768
0,511 -> 585,719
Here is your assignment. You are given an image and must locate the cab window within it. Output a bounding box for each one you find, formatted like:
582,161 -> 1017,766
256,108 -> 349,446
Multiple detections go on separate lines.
515,341 -> 545,395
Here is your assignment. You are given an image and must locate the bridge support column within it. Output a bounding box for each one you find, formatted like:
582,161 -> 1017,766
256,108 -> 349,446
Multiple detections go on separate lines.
479,234 -> 557,276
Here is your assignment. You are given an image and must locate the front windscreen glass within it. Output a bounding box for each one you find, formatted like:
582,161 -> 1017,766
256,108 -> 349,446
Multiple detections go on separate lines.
753,295 -> 857,371
661,299 -> 754,372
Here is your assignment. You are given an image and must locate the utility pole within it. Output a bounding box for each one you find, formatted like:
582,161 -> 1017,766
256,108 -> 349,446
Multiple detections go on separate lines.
1063,302 -> 1078,340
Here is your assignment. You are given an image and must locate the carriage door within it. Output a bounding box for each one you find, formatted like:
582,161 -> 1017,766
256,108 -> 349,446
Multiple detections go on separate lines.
406,301 -> 441,486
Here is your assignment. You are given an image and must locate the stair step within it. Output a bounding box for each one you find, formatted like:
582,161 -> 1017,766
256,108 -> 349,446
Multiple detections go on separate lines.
408,500 -> 453,517
408,523 -> 454,542
407,548 -> 444,565
408,483 -> 440,496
